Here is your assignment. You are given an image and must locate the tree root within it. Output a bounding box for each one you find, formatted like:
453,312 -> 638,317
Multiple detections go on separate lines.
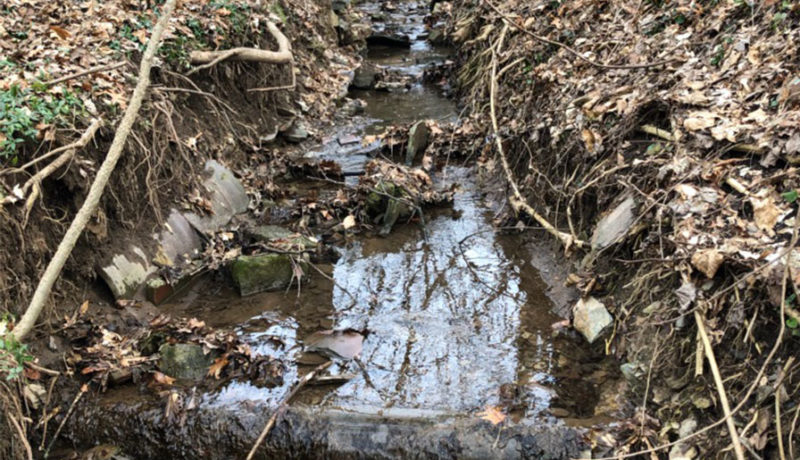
12,0 -> 179,341
0,119 -> 102,227
188,22 -> 292,75
489,25 -> 585,250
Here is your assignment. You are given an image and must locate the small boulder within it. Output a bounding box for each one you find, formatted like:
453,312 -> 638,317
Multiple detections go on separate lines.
591,196 -> 636,251
281,121 -> 309,143
231,253 -> 302,296
158,343 -> 216,381
351,62 -> 382,90
405,120 -> 430,165
428,27 -> 447,45
366,33 -> 412,48
244,225 -> 318,251
572,297 -> 613,344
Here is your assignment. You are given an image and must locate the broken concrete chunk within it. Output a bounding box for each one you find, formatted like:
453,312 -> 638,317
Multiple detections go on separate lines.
185,160 -> 249,234
156,209 -> 203,267
231,253 -> 303,296
405,121 -> 430,166
158,343 -> 216,381
590,196 -> 636,251
572,296 -> 613,344
98,246 -> 155,299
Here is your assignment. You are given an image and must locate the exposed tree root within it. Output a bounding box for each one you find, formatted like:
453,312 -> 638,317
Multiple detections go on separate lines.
489,25 -> 584,250
12,0 -> 179,340
188,22 -> 292,75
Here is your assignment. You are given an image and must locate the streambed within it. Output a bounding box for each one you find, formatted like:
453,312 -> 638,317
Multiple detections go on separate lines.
64,1 -> 619,458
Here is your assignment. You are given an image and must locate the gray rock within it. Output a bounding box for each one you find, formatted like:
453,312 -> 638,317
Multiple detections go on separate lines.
590,196 -> 636,250
98,246 -> 155,299
405,120 -> 430,165
351,62 -> 382,90
231,253 -> 303,296
572,296 -> 613,344
428,27 -> 447,45
244,225 -> 318,250
158,343 -> 216,381
282,121 -> 310,143
332,0 -> 349,13
367,33 -> 411,48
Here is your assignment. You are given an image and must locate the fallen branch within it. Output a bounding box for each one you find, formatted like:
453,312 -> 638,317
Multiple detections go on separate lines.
188,22 -> 292,75
12,0 -> 179,341
639,124 -> 763,154
246,361 -> 331,460
694,309 -> 746,460
0,120 -> 101,181
44,384 -> 88,458
46,62 -> 127,87
489,25 -> 584,250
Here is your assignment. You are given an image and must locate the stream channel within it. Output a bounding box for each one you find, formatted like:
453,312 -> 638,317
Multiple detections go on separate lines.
65,1 -> 619,458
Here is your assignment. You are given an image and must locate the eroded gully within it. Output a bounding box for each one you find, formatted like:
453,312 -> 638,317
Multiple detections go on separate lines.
65,1 -> 619,458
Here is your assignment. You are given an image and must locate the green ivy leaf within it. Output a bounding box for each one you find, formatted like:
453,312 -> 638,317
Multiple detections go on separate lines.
782,189 -> 798,203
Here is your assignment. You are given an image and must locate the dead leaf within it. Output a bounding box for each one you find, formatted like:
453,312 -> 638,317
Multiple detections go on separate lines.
683,111 -> 717,131
207,356 -> 229,379
49,25 -> 71,40
750,196 -> 781,234
478,405 -> 506,425
691,249 -> 724,278
79,300 -> 90,316
152,371 -> 176,385
342,215 -> 356,230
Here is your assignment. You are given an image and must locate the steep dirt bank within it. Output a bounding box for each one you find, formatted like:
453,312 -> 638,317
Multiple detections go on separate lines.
442,0 -> 800,457
0,0 -> 361,456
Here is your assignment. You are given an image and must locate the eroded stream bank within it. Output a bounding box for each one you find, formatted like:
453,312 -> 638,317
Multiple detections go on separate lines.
61,1 -> 620,458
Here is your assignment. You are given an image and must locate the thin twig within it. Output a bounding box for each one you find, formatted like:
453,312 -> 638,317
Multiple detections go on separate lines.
44,384 -> 88,458
248,64 -> 296,92
694,308 -> 745,460
46,61 -> 127,86
7,412 -> 32,460
246,361 -> 331,460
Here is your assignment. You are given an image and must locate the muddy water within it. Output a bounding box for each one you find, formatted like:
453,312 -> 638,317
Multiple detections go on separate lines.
66,1 -> 617,458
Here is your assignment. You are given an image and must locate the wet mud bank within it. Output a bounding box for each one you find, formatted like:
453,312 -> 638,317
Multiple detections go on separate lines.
59,1 -> 622,458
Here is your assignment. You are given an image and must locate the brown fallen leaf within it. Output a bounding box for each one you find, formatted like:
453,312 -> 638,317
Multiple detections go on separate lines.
152,371 -> 176,385
208,356 -> 229,379
691,248 -> 724,279
478,405 -> 506,425
49,25 -> 71,40
750,196 -> 781,234
79,300 -> 90,316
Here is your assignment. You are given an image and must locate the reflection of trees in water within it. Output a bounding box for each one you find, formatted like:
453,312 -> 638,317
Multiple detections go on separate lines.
328,190 -> 528,410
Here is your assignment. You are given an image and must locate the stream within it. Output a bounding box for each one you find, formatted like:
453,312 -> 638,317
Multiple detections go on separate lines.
65,1 -> 619,458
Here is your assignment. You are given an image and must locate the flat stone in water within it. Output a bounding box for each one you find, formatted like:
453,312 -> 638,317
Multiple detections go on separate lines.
304,330 -> 364,360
